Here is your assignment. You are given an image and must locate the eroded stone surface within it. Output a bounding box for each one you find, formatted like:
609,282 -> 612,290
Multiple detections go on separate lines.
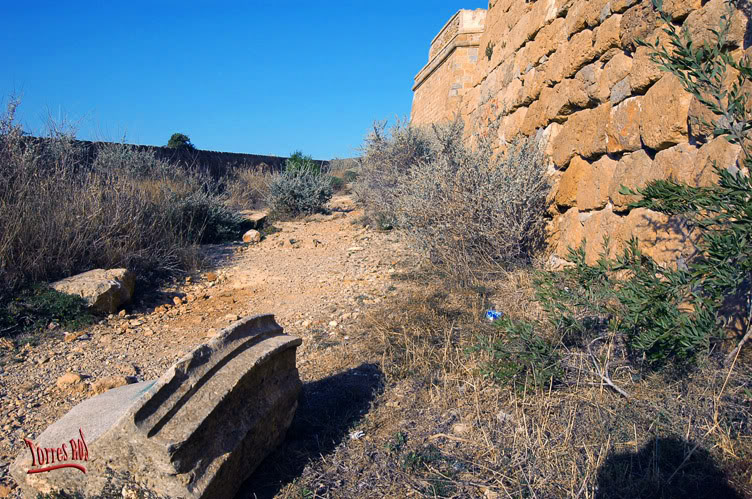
51,269 -> 135,315
11,314 -> 302,499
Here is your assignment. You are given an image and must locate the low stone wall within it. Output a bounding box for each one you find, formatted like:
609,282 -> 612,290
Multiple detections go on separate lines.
412,0 -> 750,266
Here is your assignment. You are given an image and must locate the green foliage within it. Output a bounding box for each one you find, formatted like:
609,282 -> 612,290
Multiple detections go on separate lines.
536,0 -> 752,366
266,165 -> 333,217
470,316 -> 562,390
485,41 -> 495,61
536,241 -> 715,364
0,286 -> 94,338
166,132 -> 194,150
343,169 -> 359,183
328,175 -> 345,192
286,150 -> 320,174
168,190 -> 247,244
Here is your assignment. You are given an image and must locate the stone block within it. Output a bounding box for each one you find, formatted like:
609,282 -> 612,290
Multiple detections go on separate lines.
553,207 -> 585,258
594,14 -> 622,57
563,29 -> 598,79
654,142 -> 700,184
551,102 -> 612,168
527,18 -> 566,64
545,79 -> 590,123
51,269 -> 135,315
640,74 -> 692,150
694,136 -> 743,187
609,149 -> 666,211
579,155 -> 618,211
583,207 -> 622,263
663,0 -> 702,21
620,2 -> 660,51
630,28 -> 672,92
555,155 -> 589,209
617,208 -> 696,263
11,315 -> 302,499
606,96 -> 642,153
684,0 -> 748,50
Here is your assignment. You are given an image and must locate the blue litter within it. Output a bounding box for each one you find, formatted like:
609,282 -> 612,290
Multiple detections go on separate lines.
485,309 -> 503,321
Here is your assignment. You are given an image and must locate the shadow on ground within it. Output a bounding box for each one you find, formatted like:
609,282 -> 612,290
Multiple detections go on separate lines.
595,436 -> 743,499
236,362 -> 384,498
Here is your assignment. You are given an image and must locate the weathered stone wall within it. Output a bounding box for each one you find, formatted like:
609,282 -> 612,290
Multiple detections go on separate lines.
412,0 -> 750,266
411,9 -> 487,125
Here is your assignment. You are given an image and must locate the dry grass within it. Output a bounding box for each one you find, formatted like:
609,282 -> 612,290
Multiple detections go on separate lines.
0,100 -> 243,305
243,268 -> 752,498
224,166 -> 274,211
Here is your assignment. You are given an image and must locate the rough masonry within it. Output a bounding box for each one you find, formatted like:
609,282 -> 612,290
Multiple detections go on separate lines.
412,0 -> 750,266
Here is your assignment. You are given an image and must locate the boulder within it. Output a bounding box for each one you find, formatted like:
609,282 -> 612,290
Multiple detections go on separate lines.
239,211 -> 268,230
11,315 -> 302,499
50,269 -> 135,315
242,229 -> 262,244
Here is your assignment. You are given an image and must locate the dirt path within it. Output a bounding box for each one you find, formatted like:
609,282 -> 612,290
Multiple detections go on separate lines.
0,193 -> 412,496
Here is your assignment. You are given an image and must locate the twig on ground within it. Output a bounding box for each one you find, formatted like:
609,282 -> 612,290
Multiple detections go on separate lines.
587,336 -> 631,399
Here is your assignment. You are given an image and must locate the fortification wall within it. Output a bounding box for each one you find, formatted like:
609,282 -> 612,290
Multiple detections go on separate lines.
412,0 -> 750,266
411,9 -> 487,125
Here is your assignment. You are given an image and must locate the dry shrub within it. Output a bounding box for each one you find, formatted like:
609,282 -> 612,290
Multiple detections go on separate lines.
0,99 -> 243,302
354,118 -> 549,280
396,121 -> 550,280
224,166 -> 273,210
353,119 -> 434,229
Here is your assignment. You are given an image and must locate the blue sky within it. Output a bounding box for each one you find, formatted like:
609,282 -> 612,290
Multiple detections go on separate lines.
1,1 -> 487,159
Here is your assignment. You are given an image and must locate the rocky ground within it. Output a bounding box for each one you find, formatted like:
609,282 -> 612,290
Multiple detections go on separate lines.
0,193 -> 413,497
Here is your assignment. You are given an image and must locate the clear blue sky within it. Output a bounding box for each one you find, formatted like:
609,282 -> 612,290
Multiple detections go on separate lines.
1,1 -> 487,160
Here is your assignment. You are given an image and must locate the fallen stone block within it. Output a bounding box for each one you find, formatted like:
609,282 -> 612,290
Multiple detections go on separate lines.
239,210 -> 268,230
50,268 -> 136,315
11,314 -> 302,499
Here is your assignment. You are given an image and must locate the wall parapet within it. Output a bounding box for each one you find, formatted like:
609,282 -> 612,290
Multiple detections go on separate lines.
412,9 -> 486,92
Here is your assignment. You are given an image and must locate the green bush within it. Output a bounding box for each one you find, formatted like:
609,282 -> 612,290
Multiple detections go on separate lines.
470,316 -> 562,391
535,0 -> 752,367
168,190 -> 247,244
167,132 -> 194,150
328,175 -> 345,192
266,166 -> 333,217
286,150 -> 320,174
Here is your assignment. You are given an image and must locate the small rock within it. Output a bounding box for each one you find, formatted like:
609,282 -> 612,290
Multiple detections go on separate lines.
154,305 -> 168,314
47,322 -> 58,330
118,309 -> 127,318
185,276 -> 192,283
347,246 -> 364,252
64,331 -> 86,343
206,272 -> 218,282
173,296 -> 184,306
451,423 -> 471,435
56,372 -> 84,390
302,320 -> 311,328
91,376 -> 136,395
225,314 -> 241,322
329,321 -> 338,327
242,229 -> 262,243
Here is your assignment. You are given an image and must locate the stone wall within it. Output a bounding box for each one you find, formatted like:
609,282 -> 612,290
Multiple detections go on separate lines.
411,0 -> 750,266
411,9 -> 487,125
